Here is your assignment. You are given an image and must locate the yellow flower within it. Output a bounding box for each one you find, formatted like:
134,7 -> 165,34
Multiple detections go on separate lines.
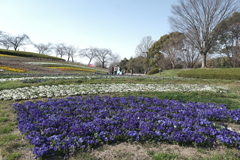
0,54 -> 16,57
0,65 -> 27,72
48,67 -> 95,72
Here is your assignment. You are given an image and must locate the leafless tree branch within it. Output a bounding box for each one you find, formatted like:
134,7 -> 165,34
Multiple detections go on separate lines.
169,0 -> 239,67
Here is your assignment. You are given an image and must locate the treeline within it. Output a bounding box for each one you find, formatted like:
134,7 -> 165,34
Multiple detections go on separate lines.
0,31 -> 121,68
119,2 -> 240,74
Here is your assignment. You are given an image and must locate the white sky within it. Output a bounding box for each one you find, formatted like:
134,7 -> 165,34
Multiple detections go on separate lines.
0,0 -> 178,64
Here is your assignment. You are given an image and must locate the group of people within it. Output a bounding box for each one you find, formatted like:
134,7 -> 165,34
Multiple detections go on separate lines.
108,65 -> 125,75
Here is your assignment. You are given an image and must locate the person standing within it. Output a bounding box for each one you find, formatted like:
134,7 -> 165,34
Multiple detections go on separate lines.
114,65 -> 118,74
111,66 -> 114,74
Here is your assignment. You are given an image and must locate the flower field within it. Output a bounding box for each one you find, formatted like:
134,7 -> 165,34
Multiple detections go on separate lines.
2,49 -> 240,159
13,96 -> 240,158
0,54 -> 16,57
0,75 -> 184,82
1,73 -> 240,159
25,61 -> 107,72
48,67 -> 96,72
0,83 -> 229,100
0,65 -> 27,72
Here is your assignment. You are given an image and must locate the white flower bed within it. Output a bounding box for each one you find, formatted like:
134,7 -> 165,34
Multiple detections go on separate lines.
0,83 -> 229,100
0,75 -> 128,82
0,75 -> 190,82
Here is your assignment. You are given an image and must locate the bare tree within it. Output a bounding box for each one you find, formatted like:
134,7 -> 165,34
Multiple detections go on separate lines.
54,43 -> 66,58
95,48 -> 112,68
0,37 -> 12,50
0,31 -> 3,47
33,43 -> 52,54
94,61 -> 102,68
64,45 -> 78,62
2,33 -> 31,51
135,36 -> 155,57
179,41 -> 201,68
108,53 -> 121,68
169,0 -> 239,68
0,31 -> 13,49
79,47 -> 97,65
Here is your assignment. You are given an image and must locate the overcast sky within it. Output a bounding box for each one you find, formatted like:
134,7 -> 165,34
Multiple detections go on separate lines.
0,0 -> 178,64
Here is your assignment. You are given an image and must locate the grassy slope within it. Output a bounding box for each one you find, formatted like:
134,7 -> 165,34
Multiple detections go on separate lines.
0,49 -> 65,61
0,51 -> 108,74
151,69 -> 184,77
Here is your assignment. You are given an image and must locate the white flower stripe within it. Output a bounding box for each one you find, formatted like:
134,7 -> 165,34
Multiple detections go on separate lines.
0,83 -> 229,100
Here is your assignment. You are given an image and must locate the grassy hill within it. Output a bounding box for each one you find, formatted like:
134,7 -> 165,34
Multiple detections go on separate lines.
0,49 -> 108,75
0,49 -> 65,61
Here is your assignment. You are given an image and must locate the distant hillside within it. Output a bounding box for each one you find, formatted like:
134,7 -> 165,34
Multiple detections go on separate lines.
0,50 -> 108,74
0,49 -> 65,61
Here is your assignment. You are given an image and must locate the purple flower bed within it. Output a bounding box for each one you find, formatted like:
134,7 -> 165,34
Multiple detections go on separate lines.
13,96 -> 240,158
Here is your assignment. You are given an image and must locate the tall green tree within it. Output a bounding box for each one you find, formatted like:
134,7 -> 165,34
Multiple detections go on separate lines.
148,38 -> 164,69
119,58 -> 129,71
148,32 -> 185,69
217,12 -> 240,67
126,56 -> 145,74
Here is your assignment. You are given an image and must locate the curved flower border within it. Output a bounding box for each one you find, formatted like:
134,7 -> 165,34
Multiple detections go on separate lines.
13,96 -> 240,158
0,83 -> 229,100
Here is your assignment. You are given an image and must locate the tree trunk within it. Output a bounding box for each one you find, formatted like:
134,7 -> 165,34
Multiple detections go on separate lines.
201,53 -> 207,68
171,62 -> 175,70
88,59 -> 92,66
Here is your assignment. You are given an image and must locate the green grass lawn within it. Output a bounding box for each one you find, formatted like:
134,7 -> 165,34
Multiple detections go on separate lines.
151,69 -> 185,77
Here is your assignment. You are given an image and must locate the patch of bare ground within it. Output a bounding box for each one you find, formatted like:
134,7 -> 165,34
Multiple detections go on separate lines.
9,132 -> 240,160
6,129 -> 34,160
226,123 -> 240,134
89,142 -> 239,160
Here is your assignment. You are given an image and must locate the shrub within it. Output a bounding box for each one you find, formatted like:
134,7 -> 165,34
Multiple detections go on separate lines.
147,68 -> 160,75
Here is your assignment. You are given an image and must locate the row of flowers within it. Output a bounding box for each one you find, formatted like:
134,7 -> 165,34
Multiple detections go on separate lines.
0,74 -> 194,82
0,75 -> 115,82
13,96 -> 240,158
24,62 -> 106,72
0,65 -> 27,72
48,67 -> 95,72
0,54 -> 16,57
0,83 -> 229,100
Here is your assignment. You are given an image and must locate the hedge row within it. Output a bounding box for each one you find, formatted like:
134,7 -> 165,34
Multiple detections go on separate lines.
0,49 -> 65,61
177,68 -> 240,80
